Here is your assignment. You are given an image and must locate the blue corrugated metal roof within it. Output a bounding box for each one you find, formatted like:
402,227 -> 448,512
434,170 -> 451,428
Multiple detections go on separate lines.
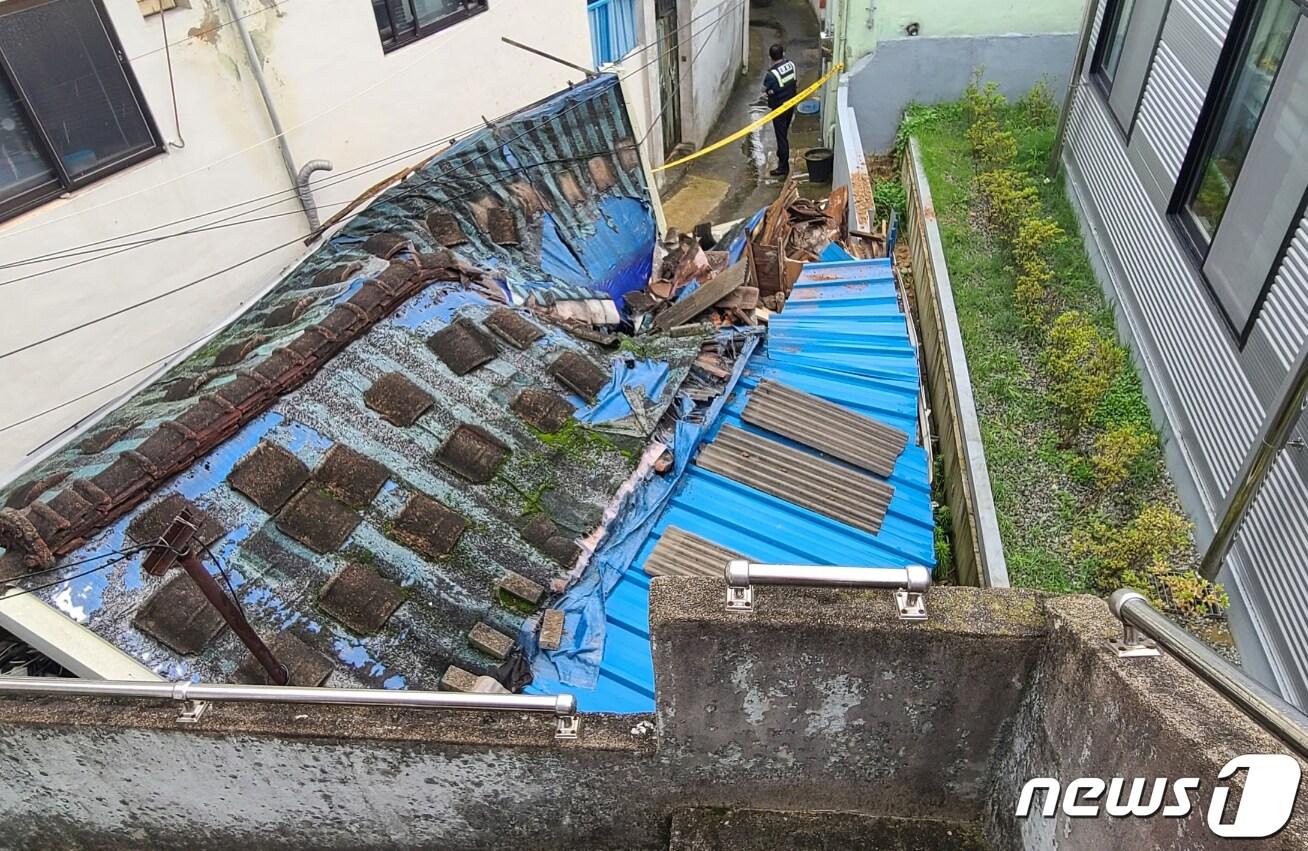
532,255 -> 936,712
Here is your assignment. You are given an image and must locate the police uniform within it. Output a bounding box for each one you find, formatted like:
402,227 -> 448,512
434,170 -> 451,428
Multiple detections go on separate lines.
763,57 -> 798,175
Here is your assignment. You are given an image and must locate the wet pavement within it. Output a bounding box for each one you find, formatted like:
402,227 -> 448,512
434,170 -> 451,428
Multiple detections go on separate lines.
660,0 -> 824,233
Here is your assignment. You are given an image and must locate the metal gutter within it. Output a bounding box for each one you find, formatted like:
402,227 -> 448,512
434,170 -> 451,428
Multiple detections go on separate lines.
222,0 -> 326,227
1047,0 -> 1099,177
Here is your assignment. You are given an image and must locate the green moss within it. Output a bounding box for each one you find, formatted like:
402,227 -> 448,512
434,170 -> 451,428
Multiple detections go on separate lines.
495,587 -> 540,617
533,419 -> 621,462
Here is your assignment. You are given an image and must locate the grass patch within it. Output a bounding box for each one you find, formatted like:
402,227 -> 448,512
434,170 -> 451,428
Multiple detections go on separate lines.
906,85 -> 1219,614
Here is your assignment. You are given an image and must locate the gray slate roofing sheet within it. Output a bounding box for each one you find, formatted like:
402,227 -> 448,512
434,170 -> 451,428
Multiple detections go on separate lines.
695,424 -> 895,535
742,379 -> 908,477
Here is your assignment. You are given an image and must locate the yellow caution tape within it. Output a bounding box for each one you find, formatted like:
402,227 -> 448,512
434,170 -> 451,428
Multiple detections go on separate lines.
654,63 -> 843,173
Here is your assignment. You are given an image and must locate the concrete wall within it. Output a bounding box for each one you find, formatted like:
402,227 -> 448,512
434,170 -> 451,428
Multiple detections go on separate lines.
0,0 -> 588,484
847,33 -> 1078,152
841,0 -> 1084,60
1,581 -> 1305,849
680,0 -> 746,147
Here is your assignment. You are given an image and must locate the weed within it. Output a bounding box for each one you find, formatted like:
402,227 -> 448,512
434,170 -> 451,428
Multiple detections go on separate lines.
1073,503 -> 1193,592
873,178 -> 907,219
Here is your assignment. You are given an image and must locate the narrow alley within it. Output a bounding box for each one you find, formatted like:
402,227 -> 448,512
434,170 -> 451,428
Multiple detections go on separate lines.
660,0 -> 823,232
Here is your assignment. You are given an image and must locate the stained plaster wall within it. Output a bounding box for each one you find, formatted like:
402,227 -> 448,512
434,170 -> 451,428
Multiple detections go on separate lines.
0,583 -> 1304,849
0,0 -> 588,482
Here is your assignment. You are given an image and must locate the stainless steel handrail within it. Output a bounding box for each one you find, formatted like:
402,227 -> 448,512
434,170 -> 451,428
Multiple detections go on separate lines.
1108,589 -> 1308,760
724,560 -> 932,619
0,677 -> 580,738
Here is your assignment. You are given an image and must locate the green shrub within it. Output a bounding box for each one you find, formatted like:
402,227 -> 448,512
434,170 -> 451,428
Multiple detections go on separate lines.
966,116 -> 1018,169
1043,311 -> 1124,435
1073,503 -> 1192,592
963,75 -> 1006,125
975,169 -> 1039,238
1154,570 -> 1230,620
1016,79 -> 1059,129
1091,424 -> 1157,490
1014,270 -> 1052,328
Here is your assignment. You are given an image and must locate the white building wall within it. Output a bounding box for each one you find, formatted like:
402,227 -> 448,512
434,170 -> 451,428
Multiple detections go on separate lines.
681,0 -> 746,146
0,0 -> 588,483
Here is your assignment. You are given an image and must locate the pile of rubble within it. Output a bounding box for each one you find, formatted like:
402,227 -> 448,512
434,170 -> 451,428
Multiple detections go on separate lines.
623,182 -> 880,335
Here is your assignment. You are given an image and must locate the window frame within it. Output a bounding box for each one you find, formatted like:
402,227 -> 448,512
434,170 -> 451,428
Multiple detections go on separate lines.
1090,0 -> 1138,91
0,0 -> 163,224
373,0 -> 489,53
1089,0 -> 1172,139
1168,0 -> 1308,345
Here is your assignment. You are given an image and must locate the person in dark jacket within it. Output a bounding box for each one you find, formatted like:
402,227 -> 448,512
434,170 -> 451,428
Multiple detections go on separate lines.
762,43 -> 798,177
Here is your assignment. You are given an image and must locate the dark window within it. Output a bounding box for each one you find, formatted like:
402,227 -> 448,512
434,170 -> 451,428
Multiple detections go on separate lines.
1093,0 -> 1138,85
372,0 -> 489,51
1179,0 -> 1299,246
0,0 -> 161,222
1171,0 -> 1308,343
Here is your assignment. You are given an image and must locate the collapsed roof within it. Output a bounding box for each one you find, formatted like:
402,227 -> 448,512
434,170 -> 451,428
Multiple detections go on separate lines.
0,75 -> 683,690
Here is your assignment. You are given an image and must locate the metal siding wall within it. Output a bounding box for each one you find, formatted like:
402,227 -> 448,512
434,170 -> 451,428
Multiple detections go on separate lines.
1066,0 -> 1308,704
1068,88 -> 1260,497
1134,41 -> 1205,182
1260,218 -> 1308,370
1233,451 -> 1308,706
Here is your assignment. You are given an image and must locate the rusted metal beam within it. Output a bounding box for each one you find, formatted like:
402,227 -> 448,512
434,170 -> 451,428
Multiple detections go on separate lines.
143,511 -> 288,686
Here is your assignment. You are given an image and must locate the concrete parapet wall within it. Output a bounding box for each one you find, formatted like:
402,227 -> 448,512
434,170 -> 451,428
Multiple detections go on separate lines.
0,582 -> 1303,849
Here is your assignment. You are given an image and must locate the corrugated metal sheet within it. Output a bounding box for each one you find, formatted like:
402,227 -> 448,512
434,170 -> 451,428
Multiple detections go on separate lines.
696,425 -> 894,535
549,257 -> 934,713
1261,218 -> 1308,370
1135,40 -> 1206,182
1063,3 -> 1308,706
644,526 -> 743,578
742,379 -> 908,476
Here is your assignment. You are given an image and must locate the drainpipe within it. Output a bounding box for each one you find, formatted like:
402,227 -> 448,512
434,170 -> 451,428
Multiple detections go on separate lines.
1200,344 -> 1308,581
1047,0 -> 1099,177
222,0 -> 327,228
296,159 -> 334,230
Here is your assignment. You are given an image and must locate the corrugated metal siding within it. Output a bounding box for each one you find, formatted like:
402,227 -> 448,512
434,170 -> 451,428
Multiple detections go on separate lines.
1177,0 -> 1237,45
1230,452 -> 1308,706
1260,218 -> 1308,370
1068,87 -> 1260,497
1135,41 -> 1205,182
1065,1 -> 1308,705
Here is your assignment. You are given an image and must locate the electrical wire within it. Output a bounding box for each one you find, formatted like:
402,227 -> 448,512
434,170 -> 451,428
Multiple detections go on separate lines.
160,3 -> 187,150
0,0 -> 744,248
0,140 -> 640,363
14,544 -> 163,581
201,540 -> 248,622
0,142 -> 640,293
0,3 -> 750,428
0,548 -> 156,600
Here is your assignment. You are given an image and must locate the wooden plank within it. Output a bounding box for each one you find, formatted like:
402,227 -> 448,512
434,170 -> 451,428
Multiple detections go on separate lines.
652,257 -> 748,331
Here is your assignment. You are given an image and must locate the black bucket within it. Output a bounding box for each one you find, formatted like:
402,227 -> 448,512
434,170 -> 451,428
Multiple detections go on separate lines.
805,147 -> 834,183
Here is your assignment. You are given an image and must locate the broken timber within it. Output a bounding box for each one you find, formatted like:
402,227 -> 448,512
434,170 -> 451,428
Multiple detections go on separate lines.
653,258 -> 749,331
